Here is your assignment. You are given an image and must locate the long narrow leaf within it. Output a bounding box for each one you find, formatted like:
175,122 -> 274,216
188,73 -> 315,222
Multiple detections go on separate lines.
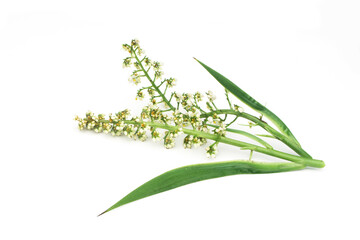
195,58 -> 301,146
99,161 -> 304,215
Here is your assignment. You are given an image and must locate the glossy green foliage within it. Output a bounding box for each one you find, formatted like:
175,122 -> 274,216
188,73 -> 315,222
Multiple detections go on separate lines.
99,161 -> 304,215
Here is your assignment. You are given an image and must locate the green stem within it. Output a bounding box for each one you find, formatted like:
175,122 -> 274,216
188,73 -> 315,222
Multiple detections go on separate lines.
207,123 -> 273,149
157,80 -> 166,88
132,49 -> 175,111
201,109 -> 312,159
224,89 -> 233,109
100,119 -> 324,168
161,109 -> 173,113
226,116 -> 238,128
194,98 -> 206,114
211,101 -> 218,110
257,134 -> 276,139
249,150 -> 253,161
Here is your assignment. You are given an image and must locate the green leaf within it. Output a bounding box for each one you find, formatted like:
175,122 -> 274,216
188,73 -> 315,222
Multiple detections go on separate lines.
99,161 -> 304,215
194,58 -> 301,146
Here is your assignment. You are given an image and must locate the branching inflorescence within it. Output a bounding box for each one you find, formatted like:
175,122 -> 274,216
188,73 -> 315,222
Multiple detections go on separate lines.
75,39 -> 325,215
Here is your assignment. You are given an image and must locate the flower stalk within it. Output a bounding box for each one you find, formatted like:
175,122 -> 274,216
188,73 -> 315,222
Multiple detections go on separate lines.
98,118 -> 323,168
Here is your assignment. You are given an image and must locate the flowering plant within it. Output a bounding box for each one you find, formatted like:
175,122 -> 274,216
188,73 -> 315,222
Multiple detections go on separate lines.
75,39 -> 325,215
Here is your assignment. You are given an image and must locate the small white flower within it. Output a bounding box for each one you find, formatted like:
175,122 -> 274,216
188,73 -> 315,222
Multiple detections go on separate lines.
199,125 -> 210,133
174,92 -> 183,102
183,135 -> 194,149
152,61 -> 162,70
147,88 -> 155,96
124,125 -> 136,138
192,137 -> 201,148
122,57 -> 132,68
144,57 -> 152,67
165,78 -> 176,88
133,62 -> 141,70
136,129 -> 147,142
131,39 -> 140,47
137,48 -> 145,56
122,44 -> 131,53
128,74 -> 141,85
77,121 -> 85,130
164,135 -> 175,149
206,145 -> 218,158
214,122 -> 226,136
173,110 -> 183,126
206,91 -> 216,101
194,92 -> 203,102
186,99 -> 193,107
189,111 -> 201,127
154,70 -> 164,79
86,111 -> 94,118
135,90 -> 145,100
151,130 -> 162,141
234,104 -> 244,113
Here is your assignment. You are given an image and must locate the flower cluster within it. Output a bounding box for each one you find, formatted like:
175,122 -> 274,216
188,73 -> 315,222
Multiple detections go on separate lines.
206,91 -> 216,102
165,78 -> 176,88
206,144 -> 218,158
75,109 -> 210,150
76,39 -> 248,158
183,135 -> 207,149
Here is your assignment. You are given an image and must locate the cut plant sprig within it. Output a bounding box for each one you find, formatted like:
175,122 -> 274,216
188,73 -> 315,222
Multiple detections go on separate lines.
75,39 -> 325,215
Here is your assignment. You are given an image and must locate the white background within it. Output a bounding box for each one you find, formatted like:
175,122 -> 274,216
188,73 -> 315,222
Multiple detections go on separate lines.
1,0 -> 359,239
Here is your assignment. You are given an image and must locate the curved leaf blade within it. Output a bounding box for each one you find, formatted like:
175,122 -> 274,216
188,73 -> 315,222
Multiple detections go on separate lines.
194,58 -> 301,146
99,161 -> 304,215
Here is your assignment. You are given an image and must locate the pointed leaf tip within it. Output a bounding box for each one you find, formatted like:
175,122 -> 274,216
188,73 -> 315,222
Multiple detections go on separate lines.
195,59 -> 301,146
97,210 -> 107,217
100,161 -> 304,213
